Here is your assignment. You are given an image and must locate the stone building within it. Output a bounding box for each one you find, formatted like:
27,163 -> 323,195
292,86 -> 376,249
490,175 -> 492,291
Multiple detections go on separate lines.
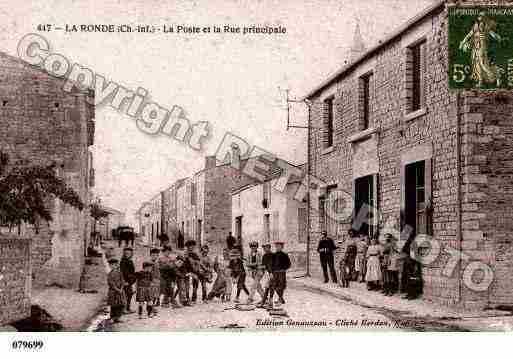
0,51 -> 95,289
139,193 -> 162,247
231,169 -> 307,270
161,178 -> 187,248
304,1 -> 513,309
175,156 -> 256,256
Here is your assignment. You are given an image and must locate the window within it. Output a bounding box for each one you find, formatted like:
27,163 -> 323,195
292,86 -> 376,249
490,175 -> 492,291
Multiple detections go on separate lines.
196,219 -> 202,244
320,185 -> 341,241
407,41 -> 426,113
272,211 -> 280,242
298,207 -> 307,244
323,97 -> 335,148
263,214 -> 271,242
235,216 -> 242,239
360,73 -> 372,130
262,181 -> 271,207
191,183 -> 197,205
403,160 -> 432,237
354,175 -> 377,238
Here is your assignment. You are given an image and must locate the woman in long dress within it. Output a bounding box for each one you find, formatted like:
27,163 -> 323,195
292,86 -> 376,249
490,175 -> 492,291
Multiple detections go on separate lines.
365,236 -> 383,291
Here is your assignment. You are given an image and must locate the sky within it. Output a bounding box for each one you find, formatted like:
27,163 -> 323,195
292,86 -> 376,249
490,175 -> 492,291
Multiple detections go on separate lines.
1,0 -> 434,226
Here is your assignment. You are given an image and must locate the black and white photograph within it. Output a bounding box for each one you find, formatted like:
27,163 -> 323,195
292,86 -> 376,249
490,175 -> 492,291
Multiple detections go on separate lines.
1,2 -> 513,351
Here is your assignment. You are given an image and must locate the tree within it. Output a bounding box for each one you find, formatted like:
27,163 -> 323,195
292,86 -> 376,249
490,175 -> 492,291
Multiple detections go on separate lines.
90,198 -> 109,244
0,151 -> 84,233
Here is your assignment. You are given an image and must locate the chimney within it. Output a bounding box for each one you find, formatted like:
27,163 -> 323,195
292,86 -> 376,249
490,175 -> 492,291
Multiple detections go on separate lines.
205,155 -> 217,169
349,21 -> 366,61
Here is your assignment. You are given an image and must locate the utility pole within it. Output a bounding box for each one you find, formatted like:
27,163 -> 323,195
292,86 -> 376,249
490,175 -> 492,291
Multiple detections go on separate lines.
282,87 -> 317,277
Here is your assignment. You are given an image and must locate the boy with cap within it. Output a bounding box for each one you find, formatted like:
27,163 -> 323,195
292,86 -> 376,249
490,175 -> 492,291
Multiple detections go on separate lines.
120,247 -> 136,313
256,243 -> 274,307
246,241 -> 264,303
149,248 -> 162,311
229,248 -> 249,303
159,245 -> 175,308
172,255 -> 189,306
199,245 -> 214,302
268,241 -> 291,308
136,262 -> 155,319
184,240 -> 201,305
107,258 -> 126,323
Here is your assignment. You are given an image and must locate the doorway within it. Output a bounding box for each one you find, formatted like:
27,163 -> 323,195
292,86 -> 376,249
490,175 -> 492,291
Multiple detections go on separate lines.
354,174 -> 376,237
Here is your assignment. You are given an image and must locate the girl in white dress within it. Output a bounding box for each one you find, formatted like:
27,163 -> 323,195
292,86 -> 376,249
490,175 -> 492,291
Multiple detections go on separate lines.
365,236 -> 383,290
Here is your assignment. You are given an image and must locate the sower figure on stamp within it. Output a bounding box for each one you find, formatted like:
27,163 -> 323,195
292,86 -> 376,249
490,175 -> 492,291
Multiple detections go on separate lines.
246,241 -> 264,304
107,258 -> 126,324
268,241 -> 291,308
317,230 -> 338,283
120,247 -> 136,313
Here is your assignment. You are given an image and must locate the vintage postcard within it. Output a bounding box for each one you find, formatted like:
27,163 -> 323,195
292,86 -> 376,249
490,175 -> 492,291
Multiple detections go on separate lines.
1,0 -> 513,341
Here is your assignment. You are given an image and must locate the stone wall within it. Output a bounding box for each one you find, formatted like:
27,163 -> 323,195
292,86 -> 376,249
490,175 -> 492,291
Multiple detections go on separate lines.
459,92 -> 513,307
0,51 -> 94,289
0,236 -> 31,325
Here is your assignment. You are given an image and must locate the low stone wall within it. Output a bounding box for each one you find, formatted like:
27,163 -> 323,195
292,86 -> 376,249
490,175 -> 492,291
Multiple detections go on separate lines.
0,235 -> 32,325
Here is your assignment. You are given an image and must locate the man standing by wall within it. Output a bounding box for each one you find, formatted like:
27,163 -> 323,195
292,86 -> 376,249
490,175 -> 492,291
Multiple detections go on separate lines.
317,231 -> 338,284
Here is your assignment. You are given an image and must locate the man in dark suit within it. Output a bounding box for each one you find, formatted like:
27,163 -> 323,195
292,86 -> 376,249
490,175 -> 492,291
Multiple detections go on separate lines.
317,231 -> 338,283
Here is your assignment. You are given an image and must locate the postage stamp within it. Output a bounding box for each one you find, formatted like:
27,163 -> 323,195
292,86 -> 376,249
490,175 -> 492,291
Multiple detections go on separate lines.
449,6 -> 513,90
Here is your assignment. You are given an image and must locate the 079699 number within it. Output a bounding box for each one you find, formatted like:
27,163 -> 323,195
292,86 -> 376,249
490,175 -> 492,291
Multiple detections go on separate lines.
11,340 -> 44,350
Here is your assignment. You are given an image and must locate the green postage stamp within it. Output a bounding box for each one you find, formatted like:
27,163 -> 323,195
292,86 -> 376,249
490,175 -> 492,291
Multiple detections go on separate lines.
449,7 -> 513,90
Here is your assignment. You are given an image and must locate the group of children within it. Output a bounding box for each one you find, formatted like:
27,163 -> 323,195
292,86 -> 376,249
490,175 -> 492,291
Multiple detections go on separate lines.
106,238 -> 292,323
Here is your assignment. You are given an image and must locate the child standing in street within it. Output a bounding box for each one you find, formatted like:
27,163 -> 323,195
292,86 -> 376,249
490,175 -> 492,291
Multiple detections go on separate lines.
229,248 -> 249,303
338,256 -> 350,288
246,241 -> 264,304
107,258 -> 126,324
159,245 -> 174,308
136,262 -> 155,319
149,248 -> 161,311
172,255 -> 189,306
268,241 -> 291,308
208,248 -> 233,302
256,243 -> 273,308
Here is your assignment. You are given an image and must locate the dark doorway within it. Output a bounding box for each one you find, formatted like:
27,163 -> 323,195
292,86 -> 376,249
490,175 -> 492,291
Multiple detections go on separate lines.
354,175 -> 375,237
404,160 -> 427,237
235,216 -> 242,241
